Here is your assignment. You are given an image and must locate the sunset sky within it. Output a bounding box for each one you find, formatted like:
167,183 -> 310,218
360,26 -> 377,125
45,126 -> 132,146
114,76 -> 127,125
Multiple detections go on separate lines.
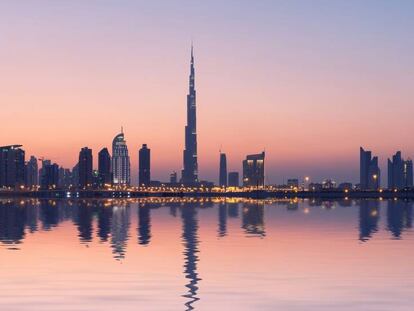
1,0 -> 414,184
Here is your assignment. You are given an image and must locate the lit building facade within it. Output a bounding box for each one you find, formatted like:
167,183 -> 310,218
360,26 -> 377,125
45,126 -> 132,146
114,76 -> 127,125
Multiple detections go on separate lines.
242,152 -> 265,187
181,46 -> 198,185
112,131 -> 130,186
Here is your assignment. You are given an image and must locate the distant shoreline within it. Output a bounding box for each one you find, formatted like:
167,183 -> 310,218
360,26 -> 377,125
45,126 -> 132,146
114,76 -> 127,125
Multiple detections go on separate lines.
0,189 -> 413,200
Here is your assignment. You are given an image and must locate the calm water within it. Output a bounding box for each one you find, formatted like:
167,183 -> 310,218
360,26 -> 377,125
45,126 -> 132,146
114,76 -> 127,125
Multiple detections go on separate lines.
0,198 -> 413,311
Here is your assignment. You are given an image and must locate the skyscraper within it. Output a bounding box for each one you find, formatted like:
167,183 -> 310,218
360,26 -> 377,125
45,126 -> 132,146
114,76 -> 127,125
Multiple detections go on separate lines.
242,152 -> 265,187
25,156 -> 38,188
360,147 -> 380,190
112,130 -> 130,186
139,144 -> 151,186
181,45 -> 198,185
388,151 -> 413,189
228,172 -> 239,187
0,145 -> 25,189
404,159 -> 413,188
40,163 -> 59,190
78,147 -> 93,189
98,148 -> 112,186
219,153 -> 227,187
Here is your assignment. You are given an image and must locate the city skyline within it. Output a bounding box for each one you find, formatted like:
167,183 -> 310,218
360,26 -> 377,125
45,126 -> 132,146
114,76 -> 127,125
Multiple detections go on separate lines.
1,1 -> 414,184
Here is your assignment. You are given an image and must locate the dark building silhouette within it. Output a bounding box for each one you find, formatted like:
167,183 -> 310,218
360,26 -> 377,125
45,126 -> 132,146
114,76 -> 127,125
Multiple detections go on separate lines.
98,148 -> 112,186
138,204 -> 151,245
139,144 -> 151,186
181,46 -> 198,185
78,147 -> 93,189
360,147 -> 380,190
219,153 -> 227,187
170,171 -> 178,184
388,151 -> 413,189
243,152 -> 265,187
40,163 -> 59,189
359,200 -> 380,242
25,155 -> 38,187
228,172 -> 239,187
71,163 -> 79,188
181,204 -> 201,310
0,145 -> 25,189
405,159 -> 414,188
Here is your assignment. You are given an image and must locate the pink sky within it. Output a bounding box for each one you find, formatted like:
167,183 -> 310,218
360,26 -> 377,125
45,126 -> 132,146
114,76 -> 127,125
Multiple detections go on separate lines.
1,1 -> 414,184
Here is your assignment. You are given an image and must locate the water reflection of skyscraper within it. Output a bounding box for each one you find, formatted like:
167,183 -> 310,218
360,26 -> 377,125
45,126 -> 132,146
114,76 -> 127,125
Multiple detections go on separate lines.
387,200 -> 413,239
138,204 -> 151,245
111,204 -> 131,260
218,202 -> 227,237
97,201 -> 113,242
74,200 -> 94,243
0,201 -> 27,248
181,205 -> 201,311
227,202 -> 239,218
359,200 -> 379,242
242,202 -> 265,237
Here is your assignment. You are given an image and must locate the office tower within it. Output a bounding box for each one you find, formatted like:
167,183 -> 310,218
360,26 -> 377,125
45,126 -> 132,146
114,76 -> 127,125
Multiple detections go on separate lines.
388,151 -> 413,189
228,172 -> 239,187
181,45 -> 198,185
112,130 -> 130,186
78,147 -> 93,189
71,163 -> 79,187
0,145 -> 25,189
25,156 -> 38,187
242,152 -> 265,187
360,147 -> 380,190
404,159 -> 413,187
287,179 -> 299,188
219,153 -> 227,187
139,144 -> 151,186
388,151 -> 404,189
40,163 -> 59,189
170,171 -> 178,184
98,148 -> 112,186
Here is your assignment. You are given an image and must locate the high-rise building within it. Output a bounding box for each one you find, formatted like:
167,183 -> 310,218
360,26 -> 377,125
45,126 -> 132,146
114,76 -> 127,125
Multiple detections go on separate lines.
228,172 -> 239,187
0,145 -> 25,189
98,148 -> 112,186
170,171 -> 178,184
78,147 -> 93,189
181,45 -> 198,185
388,151 -> 413,189
360,147 -> 380,190
40,163 -> 59,190
404,159 -> 413,188
71,163 -> 79,187
25,156 -> 38,187
139,144 -> 151,186
219,153 -> 227,187
242,152 -> 265,187
112,130 -> 130,186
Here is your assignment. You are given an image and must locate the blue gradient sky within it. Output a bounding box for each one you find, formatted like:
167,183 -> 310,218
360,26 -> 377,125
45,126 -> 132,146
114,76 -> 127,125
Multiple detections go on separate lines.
1,0 -> 414,184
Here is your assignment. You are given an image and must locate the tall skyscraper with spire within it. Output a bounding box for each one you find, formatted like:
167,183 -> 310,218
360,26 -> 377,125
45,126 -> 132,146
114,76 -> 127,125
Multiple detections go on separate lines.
181,45 -> 198,184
